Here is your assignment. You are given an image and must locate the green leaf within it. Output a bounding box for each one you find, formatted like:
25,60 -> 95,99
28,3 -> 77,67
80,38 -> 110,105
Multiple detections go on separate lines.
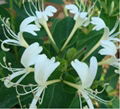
53,17 -> 75,48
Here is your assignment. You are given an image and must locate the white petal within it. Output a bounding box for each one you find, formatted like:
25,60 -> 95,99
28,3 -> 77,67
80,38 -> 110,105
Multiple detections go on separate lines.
81,91 -> 94,109
45,6 -> 57,17
109,37 -> 120,42
65,4 -> 79,14
29,87 -> 45,109
36,11 -> 43,19
80,12 -> 88,18
20,16 -> 36,32
21,42 -> 43,67
22,24 -> 40,36
84,57 -> 98,88
35,55 -> 60,84
91,17 -> 106,31
71,59 -> 88,85
99,40 -> 117,56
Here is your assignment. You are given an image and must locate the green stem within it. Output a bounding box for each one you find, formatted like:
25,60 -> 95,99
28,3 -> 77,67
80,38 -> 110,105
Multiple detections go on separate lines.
61,22 -> 78,51
43,22 -> 59,53
46,79 -> 61,86
82,27 -> 109,61
63,80 -> 80,89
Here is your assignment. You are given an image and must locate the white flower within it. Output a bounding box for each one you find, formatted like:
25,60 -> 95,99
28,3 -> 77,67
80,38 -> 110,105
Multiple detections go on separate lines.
99,56 -> 120,74
71,56 -> 98,109
2,42 -> 42,88
91,17 -> 106,31
0,16 -> 40,51
20,16 -> 40,36
65,4 -> 88,26
99,40 -> 117,57
29,54 -> 60,109
36,6 -> 57,23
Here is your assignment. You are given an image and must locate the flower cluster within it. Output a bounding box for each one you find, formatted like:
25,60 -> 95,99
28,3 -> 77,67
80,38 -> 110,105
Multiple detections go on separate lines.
0,0 -> 119,109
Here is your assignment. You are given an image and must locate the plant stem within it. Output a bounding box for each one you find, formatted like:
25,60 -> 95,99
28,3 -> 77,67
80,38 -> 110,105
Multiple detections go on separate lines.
82,27 -> 109,61
63,80 -> 80,89
47,79 -> 61,86
43,22 -> 59,53
61,22 -> 78,51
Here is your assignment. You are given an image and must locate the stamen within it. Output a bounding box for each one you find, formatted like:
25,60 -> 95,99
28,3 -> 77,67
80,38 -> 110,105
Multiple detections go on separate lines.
86,83 -> 109,94
78,94 -> 82,109
39,88 -> 45,104
28,1 -> 36,16
16,86 -> 38,96
2,25 -> 10,39
110,20 -> 119,35
1,18 -> 17,37
87,91 -> 112,104
31,0 -> 38,11
17,95 -> 23,109
23,1 -> 31,16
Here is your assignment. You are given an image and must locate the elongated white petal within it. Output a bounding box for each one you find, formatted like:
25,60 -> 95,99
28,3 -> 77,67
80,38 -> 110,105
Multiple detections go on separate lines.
109,37 -> 120,42
20,16 -> 36,31
29,87 -> 45,109
65,4 -> 79,14
4,70 -> 26,88
91,17 -> 106,31
20,16 -> 40,35
21,42 -> 43,67
71,59 -> 88,85
99,40 -> 117,56
1,39 -> 20,51
81,91 -> 94,109
36,11 -> 48,22
84,57 -> 98,88
80,12 -> 88,19
35,55 -> 60,85
22,24 -> 40,36
45,6 -> 57,17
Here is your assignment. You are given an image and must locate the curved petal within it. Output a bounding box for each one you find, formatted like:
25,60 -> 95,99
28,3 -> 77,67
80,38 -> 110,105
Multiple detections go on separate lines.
65,4 -> 79,14
91,17 -> 106,31
20,16 -> 40,35
71,59 -> 88,85
84,57 -> 98,88
29,87 -> 45,109
81,91 -> 94,109
21,42 -> 43,67
45,6 -> 57,17
99,40 -> 117,56
35,54 -> 60,84
80,12 -> 88,19
20,16 -> 36,31
23,24 -> 40,36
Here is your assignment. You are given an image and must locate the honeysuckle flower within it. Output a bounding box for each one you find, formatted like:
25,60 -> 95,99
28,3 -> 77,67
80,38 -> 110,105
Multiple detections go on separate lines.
29,54 -> 60,109
65,4 -> 88,27
0,16 -> 40,51
35,6 -> 57,26
23,0 -> 59,52
70,57 -> 110,109
20,16 -> 40,36
71,56 -> 97,109
61,4 -> 91,51
91,17 -> 106,31
82,18 -> 119,61
99,40 -> 117,57
1,42 -> 42,88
